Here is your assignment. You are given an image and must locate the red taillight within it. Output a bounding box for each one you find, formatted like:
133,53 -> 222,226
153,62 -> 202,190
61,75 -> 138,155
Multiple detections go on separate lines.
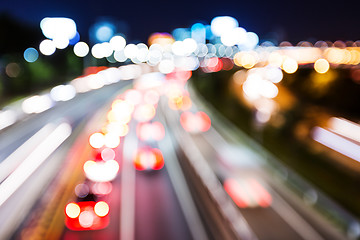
180,111 -> 211,133
65,201 -> 110,231
134,147 -> 164,171
224,178 -> 272,208
65,203 -> 80,218
94,201 -> 110,217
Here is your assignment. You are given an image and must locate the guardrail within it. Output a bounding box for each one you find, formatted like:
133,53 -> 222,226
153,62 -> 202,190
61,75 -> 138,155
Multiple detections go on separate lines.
159,98 -> 258,240
188,82 -> 360,240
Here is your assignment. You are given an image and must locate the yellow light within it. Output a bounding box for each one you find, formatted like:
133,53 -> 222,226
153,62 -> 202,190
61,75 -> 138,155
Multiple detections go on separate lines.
233,52 -> 242,66
65,203 -> 81,218
83,160 -> 96,173
241,53 -> 257,69
350,49 -> 360,65
268,52 -> 283,67
94,201 -> 109,217
89,132 -> 105,149
282,58 -> 298,74
314,59 -> 330,74
104,133 -> 120,148
325,48 -> 344,64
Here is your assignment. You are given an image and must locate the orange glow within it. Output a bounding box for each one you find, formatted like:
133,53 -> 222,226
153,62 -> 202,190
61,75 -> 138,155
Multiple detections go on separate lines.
233,52 -> 242,66
268,52 -> 283,67
233,52 -> 257,69
83,66 -> 108,76
314,58 -> 330,74
282,57 -> 298,74
241,53 -> 257,69
133,147 -> 164,171
168,94 -> 192,111
180,111 -> 211,133
148,32 -> 175,46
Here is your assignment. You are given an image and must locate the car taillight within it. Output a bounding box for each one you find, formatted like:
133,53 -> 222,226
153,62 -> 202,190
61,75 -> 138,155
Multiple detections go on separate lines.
94,201 -> 110,217
65,202 -> 81,218
134,148 -> 164,170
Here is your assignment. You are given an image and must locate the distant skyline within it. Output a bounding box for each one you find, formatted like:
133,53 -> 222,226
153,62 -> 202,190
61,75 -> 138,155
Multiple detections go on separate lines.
1,0 -> 359,44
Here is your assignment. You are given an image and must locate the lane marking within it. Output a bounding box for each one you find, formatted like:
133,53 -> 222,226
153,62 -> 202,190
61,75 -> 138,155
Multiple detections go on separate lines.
158,107 -> 209,240
0,122 -> 72,207
186,87 -> 326,240
271,191 -> 325,240
0,123 -> 55,183
159,98 -> 256,240
120,123 -> 138,240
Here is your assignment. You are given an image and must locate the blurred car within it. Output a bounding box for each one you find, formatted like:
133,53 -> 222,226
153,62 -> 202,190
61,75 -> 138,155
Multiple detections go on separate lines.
64,180 -> 113,231
133,147 -> 164,171
65,193 -> 110,231
83,159 -> 120,182
223,177 -> 272,208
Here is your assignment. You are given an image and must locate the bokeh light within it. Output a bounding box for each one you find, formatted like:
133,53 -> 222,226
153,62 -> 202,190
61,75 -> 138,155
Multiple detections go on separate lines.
211,16 -> 239,37
74,42 -> 90,57
40,17 -> 77,41
110,35 -> 126,51
24,48 -> 39,62
314,58 -> 330,74
89,132 -> 105,149
282,57 -> 298,74
39,39 -> 56,56
94,201 -> 110,217
65,203 -> 81,218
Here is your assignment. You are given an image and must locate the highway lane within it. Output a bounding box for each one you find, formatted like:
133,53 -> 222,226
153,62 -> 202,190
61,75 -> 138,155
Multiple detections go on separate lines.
158,82 -> 349,240
9,76 -> 198,240
59,102 -> 197,240
0,80 -> 131,239
0,80 -> 130,162
60,121 -> 194,240
2,67 -> 353,240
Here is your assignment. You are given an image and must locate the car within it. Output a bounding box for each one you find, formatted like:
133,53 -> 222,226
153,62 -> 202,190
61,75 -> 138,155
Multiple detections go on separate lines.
133,147 -> 164,171
64,193 -> 110,231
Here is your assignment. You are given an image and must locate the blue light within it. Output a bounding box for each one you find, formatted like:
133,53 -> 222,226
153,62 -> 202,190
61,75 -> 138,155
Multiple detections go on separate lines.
24,48 -> 39,62
95,24 -> 115,42
69,32 -> 80,45
191,23 -> 206,44
205,25 -> 215,41
172,28 -> 190,41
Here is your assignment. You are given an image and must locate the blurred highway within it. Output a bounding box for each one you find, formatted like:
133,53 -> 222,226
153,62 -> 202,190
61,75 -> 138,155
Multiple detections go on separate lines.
0,67 -> 357,240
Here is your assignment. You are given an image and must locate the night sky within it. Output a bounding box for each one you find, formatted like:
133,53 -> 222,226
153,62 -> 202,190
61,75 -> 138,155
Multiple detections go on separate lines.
1,0 -> 360,44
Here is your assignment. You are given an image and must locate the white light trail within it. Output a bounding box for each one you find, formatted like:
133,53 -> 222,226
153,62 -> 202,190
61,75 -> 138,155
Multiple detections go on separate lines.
0,122 -> 72,207
312,126 -> 360,162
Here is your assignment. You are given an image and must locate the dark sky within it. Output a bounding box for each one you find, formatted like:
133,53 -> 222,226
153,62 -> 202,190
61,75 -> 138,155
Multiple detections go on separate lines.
1,0 -> 360,44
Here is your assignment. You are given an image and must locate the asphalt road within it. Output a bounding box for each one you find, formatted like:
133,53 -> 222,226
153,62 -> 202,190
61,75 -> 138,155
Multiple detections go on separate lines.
0,69 -> 351,240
